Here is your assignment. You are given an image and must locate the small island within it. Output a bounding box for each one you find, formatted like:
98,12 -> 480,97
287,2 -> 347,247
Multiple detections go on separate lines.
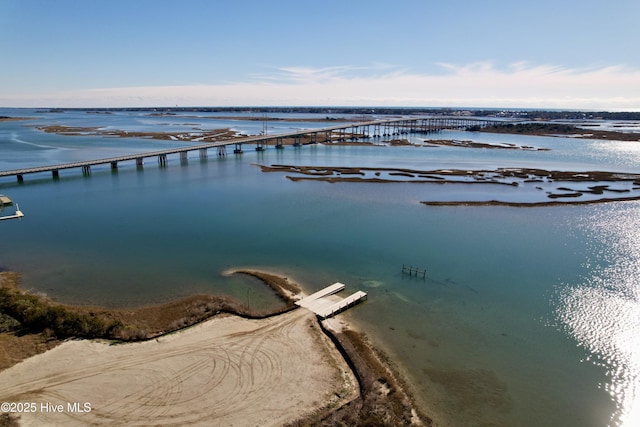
0,116 -> 33,122
259,164 -> 640,206
469,122 -> 640,141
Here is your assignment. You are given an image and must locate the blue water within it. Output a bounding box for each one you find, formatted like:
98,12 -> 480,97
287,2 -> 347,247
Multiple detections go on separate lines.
2,109 -> 640,426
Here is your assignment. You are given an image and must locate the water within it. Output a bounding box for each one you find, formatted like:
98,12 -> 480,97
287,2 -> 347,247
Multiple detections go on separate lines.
1,109 -> 640,426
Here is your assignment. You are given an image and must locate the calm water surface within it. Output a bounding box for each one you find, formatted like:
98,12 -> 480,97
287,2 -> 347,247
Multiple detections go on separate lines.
1,109 -> 640,426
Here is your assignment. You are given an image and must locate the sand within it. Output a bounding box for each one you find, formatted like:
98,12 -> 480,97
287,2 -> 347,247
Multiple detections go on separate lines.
0,309 -> 358,426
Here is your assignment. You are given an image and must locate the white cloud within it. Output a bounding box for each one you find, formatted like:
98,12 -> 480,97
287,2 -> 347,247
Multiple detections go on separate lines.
2,62 -> 639,110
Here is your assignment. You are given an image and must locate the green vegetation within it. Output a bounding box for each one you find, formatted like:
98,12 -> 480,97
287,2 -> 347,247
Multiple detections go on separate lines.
0,270 -> 295,345
0,284 -> 122,339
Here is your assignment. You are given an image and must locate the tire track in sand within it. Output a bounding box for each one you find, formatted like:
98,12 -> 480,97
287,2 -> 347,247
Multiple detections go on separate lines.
0,310 -> 358,427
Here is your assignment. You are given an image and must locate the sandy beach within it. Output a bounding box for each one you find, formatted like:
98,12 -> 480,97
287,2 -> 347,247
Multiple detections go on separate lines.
0,270 -> 424,426
0,309 -> 358,426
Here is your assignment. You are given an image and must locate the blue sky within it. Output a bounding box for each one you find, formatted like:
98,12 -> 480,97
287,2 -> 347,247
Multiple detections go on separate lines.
1,0 -> 639,110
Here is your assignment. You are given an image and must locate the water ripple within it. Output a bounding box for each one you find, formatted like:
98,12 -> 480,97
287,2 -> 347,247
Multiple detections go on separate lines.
556,202 -> 640,426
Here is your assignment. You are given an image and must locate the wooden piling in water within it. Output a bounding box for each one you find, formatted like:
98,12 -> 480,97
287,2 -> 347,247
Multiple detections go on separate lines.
402,264 -> 427,279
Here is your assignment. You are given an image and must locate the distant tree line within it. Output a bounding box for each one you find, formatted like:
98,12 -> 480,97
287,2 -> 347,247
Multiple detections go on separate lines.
469,110 -> 640,120
38,107 -> 640,120
468,123 -> 579,133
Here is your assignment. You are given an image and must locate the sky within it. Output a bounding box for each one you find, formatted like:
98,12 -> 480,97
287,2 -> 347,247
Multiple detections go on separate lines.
1,0 -> 639,110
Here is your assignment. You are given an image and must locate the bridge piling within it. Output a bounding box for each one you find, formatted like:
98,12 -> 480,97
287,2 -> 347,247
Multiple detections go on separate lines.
1,117 -> 509,183
52,170 -> 59,179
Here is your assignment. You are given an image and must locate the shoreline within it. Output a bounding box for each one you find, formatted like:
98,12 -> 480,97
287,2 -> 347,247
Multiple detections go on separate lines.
0,270 -> 426,426
421,197 -> 640,207
475,122 -> 640,141
227,269 -> 427,425
0,117 -> 34,122
35,124 -> 240,143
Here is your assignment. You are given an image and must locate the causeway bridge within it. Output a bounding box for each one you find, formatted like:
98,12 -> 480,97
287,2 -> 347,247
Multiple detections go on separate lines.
0,116 -> 503,183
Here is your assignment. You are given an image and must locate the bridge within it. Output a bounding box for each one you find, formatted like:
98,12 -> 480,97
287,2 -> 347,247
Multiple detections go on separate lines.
0,116 -> 503,183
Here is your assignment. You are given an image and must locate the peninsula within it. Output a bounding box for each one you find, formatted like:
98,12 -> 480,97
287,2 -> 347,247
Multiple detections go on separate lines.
0,271 -> 424,427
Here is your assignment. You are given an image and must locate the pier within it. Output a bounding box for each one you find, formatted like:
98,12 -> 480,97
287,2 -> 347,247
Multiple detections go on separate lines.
0,206 -> 24,221
0,195 -> 24,220
0,117 -> 507,183
296,282 -> 367,319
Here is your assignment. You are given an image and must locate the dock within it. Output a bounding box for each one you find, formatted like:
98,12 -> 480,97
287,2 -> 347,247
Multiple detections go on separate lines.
296,282 -> 367,319
0,203 -> 24,221
315,291 -> 368,318
296,282 -> 345,308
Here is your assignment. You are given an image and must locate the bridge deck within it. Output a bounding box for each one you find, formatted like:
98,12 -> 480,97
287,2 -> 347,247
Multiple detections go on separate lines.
1,117 -> 505,180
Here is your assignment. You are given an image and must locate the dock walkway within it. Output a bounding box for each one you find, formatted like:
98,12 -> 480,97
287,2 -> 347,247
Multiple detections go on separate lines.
296,282 -> 367,319
315,291 -> 368,318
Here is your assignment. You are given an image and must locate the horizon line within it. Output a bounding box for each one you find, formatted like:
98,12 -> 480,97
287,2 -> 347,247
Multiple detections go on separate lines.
3,105 -> 640,113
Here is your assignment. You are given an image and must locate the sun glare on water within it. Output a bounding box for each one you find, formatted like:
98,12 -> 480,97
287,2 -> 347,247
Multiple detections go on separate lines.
557,202 -> 640,426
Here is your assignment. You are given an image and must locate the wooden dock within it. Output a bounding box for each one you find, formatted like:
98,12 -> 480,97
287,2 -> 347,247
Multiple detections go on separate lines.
296,282 -> 345,308
296,282 -> 367,319
315,291 -> 368,319
0,203 -> 24,221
